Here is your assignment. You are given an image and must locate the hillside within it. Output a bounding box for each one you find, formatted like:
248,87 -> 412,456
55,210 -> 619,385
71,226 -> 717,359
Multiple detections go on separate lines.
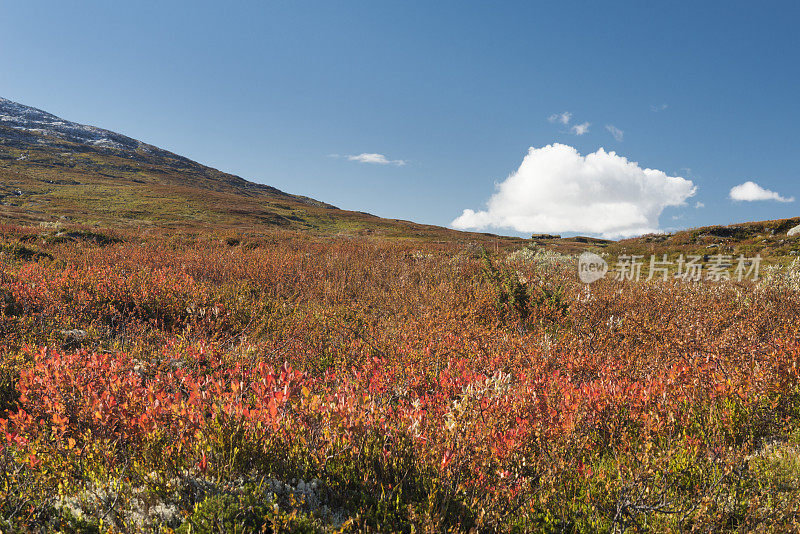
0,97 -> 522,245
606,216 -> 800,259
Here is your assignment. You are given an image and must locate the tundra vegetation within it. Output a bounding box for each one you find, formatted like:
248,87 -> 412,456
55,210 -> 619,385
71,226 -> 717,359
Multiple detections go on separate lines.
1,224 -> 800,532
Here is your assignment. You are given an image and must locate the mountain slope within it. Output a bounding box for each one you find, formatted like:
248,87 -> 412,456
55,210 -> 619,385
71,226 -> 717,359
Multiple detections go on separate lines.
0,97 -> 521,244
0,97 -> 330,203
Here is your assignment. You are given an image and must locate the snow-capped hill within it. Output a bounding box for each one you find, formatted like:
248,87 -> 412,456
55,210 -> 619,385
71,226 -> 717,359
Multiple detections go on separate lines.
0,97 -> 143,151
0,96 -> 336,209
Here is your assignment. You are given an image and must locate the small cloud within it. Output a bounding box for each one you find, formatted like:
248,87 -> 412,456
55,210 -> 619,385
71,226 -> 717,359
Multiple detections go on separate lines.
605,125 -> 624,141
729,181 -> 793,202
694,201 -> 705,209
336,153 -> 406,166
571,122 -> 590,135
650,103 -> 668,112
548,111 -> 572,125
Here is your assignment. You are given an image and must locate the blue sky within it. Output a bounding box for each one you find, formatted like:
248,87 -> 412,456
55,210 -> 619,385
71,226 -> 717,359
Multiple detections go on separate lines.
1,1 -> 798,237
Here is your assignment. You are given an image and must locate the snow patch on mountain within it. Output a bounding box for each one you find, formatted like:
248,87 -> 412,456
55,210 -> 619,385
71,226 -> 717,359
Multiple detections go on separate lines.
0,97 -> 141,152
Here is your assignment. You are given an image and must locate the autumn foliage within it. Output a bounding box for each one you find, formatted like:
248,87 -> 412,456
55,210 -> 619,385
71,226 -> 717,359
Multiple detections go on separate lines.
1,226 -> 800,532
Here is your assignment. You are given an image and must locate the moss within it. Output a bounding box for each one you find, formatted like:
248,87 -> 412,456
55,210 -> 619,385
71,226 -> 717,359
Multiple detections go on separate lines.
176,484 -> 324,534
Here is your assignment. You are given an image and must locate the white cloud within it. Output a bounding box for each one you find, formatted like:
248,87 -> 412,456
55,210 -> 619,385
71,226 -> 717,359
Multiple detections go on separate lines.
451,144 -> 696,239
650,103 -> 668,112
729,181 -> 793,202
343,153 -> 406,166
605,125 -> 624,141
694,201 -> 705,209
548,111 -> 572,125
571,122 -> 590,135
